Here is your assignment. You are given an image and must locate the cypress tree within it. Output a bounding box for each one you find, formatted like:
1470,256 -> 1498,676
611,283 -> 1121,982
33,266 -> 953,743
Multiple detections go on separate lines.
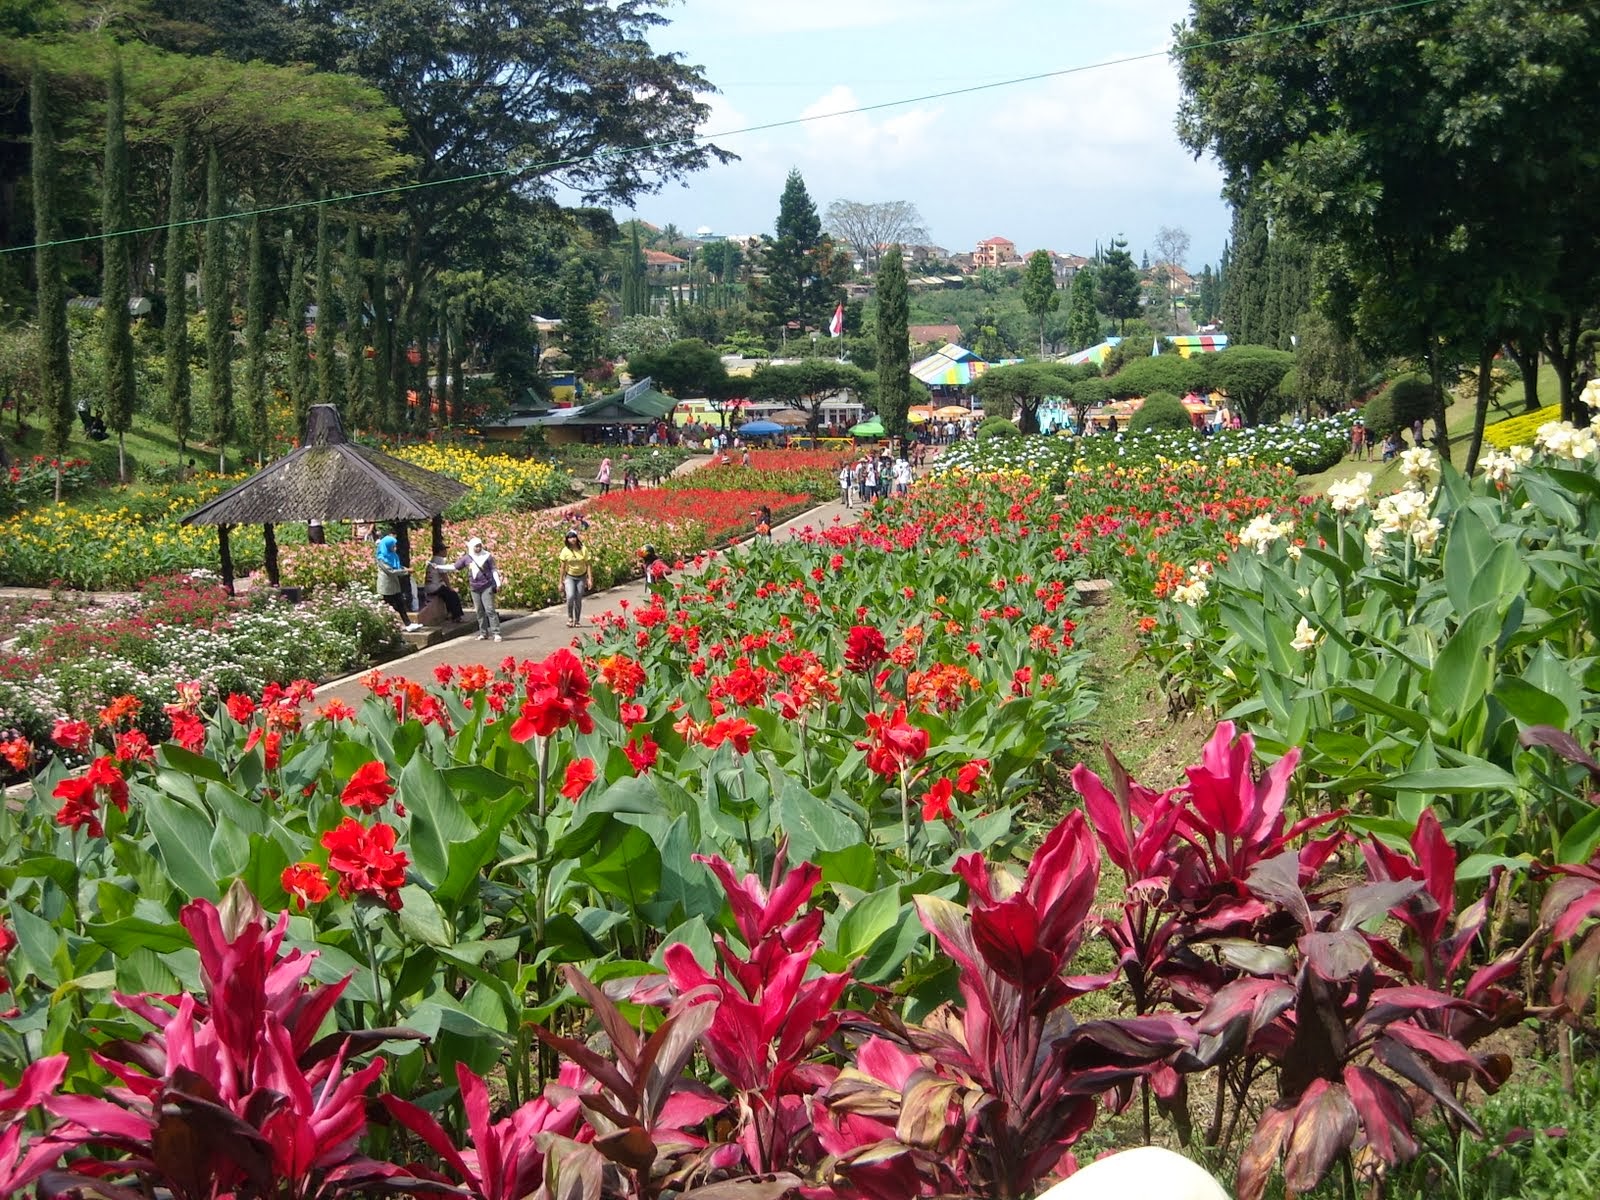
1067,266 -> 1099,351
622,223 -> 646,316
286,240 -> 311,436
342,221 -> 367,426
314,200 -> 337,407
101,53 -> 136,483
875,244 -> 911,441
371,230 -> 391,432
163,133 -> 192,463
32,65 -> 72,500
413,283 -> 431,429
1223,198 -> 1271,346
203,146 -> 233,472
243,212 -> 268,462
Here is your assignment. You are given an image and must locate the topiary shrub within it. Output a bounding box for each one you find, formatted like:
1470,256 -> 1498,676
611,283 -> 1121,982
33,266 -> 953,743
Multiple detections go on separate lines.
1363,374 -> 1434,435
976,416 -> 1021,440
1132,391 -> 1191,432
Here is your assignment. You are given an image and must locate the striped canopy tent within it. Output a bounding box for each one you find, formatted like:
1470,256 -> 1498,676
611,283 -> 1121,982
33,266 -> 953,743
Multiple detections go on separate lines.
1168,334 -> 1229,358
1062,338 -> 1123,368
910,343 -> 992,388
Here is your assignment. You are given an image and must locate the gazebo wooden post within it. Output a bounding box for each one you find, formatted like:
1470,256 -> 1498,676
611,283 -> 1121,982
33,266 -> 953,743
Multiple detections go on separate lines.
218,524 -> 235,596
431,515 -> 446,559
262,522 -> 280,586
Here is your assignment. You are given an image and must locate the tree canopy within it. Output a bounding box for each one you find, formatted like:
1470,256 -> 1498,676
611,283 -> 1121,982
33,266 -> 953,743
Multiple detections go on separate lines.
748,359 -> 867,435
1208,346 -> 1294,426
1095,237 -> 1140,334
824,199 -> 928,275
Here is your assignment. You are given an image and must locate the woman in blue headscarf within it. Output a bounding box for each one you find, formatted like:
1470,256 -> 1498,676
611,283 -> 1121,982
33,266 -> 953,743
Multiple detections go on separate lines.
374,534 -> 413,623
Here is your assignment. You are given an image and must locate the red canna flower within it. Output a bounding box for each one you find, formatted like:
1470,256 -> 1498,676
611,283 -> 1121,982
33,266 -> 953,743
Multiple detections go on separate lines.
281,862 -> 331,910
244,727 -> 282,770
955,758 -> 990,795
0,737 -> 31,773
164,708 -> 206,752
856,703 -> 930,778
53,776 -> 103,837
224,693 -> 257,723
560,756 -> 598,800
321,818 -> 409,909
340,760 -> 395,813
619,702 -> 647,728
623,736 -> 659,774
317,698 -> 357,722
98,693 -> 141,730
922,777 -> 955,822
113,729 -> 154,765
51,718 -> 92,755
844,625 -> 888,673
702,716 -> 758,754
433,664 -> 455,687
510,648 -> 595,741
86,756 -> 129,814
599,653 -> 647,699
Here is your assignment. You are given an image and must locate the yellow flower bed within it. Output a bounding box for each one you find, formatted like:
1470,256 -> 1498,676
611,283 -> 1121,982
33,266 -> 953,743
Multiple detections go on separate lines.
389,445 -> 571,515
1484,404 -> 1561,449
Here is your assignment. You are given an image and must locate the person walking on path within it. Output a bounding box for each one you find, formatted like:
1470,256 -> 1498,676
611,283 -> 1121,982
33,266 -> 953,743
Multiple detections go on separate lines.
374,535 -> 418,628
558,530 -> 594,628
838,462 -> 854,509
596,457 -> 613,495
438,536 -> 502,641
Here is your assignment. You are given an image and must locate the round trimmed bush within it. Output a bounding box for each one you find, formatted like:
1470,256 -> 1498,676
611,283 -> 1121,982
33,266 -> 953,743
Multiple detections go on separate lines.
1132,391 -> 1191,432
1363,374 -> 1434,435
976,416 -> 1021,440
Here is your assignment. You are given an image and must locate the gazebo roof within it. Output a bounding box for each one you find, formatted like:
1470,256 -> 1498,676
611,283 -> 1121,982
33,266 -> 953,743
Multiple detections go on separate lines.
181,405 -> 468,526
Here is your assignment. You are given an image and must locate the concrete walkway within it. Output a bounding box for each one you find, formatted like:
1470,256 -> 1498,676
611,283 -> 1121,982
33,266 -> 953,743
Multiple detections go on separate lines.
313,494 -> 861,709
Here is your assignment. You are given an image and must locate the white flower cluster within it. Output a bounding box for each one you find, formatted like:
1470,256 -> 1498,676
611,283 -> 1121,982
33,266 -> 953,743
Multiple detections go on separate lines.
1533,420 -> 1600,461
1290,616 -> 1320,653
1480,444 -> 1532,484
1238,513 -> 1297,554
1172,560 -> 1213,606
1325,472 -> 1372,514
1371,488 -> 1442,552
1399,446 -> 1439,487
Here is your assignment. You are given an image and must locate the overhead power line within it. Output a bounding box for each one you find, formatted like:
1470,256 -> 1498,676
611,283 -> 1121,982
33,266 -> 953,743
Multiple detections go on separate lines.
0,0 -> 1452,256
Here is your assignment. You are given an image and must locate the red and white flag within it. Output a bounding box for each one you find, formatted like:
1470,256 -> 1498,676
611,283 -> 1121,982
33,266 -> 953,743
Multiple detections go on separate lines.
828,303 -> 844,338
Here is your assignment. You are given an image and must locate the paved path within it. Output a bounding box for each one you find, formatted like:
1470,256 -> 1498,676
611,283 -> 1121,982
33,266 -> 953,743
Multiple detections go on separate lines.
313,495 -> 861,708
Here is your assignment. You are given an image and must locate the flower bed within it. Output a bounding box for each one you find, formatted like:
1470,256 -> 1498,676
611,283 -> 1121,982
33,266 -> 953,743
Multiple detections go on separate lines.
938,414 -> 1350,483
0,451 -> 1571,1200
1482,401 -> 1561,448
0,573 -> 398,750
389,443 -> 574,515
0,454 -> 95,515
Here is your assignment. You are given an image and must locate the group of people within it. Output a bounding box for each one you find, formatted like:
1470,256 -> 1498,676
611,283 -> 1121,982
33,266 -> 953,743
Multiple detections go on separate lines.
594,451 -> 666,494
1350,415 -> 1431,462
838,452 -> 913,508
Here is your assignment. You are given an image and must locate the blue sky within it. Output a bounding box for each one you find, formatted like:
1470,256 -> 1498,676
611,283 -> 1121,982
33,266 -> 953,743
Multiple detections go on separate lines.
625,0 -> 1232,269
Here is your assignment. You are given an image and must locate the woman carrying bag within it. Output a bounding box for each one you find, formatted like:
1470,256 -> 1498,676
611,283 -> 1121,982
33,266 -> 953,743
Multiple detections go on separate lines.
374,535 -> 420,629
439,536 -> 503,641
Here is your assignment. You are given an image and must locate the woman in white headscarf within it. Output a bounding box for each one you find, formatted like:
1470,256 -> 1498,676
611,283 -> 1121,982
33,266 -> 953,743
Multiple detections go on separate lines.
439,536 -> 502,641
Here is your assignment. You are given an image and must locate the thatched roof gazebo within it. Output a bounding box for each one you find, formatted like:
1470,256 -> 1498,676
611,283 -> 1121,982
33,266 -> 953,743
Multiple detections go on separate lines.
182,405 -> 468,594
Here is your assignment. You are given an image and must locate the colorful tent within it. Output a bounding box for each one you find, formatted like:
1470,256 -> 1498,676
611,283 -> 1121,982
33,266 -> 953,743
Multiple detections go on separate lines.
1168,334 -> 1229,358
850,419 -> 886,438
1062,338 -> 1123,367
910,343 -> 991,387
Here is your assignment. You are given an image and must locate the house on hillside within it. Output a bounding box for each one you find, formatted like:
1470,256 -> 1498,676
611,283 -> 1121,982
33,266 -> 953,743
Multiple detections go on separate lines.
909,323 -> 964,348
973,236 -> 1019,269
1047,251 -> 1090,286
644,249 -> 687,276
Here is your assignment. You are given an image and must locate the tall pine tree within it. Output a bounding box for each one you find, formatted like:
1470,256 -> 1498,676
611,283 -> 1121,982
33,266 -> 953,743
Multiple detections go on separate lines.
371,231 -> 391,432
286,240 -> 311,437
101,52 -> 137,483
1096,238 -> 1141,335
1221,198 -> 1270,345
437,303 -> 451,425
622,223 -> 647,316
761,169 -> 834,332
243,212 -> 269,462
314,201 -> 338,407
203,146 -> 233,472
875,244 -> 911,441
163,133 -> 192,463
1067,266 -> 1100,351
448,306 -> 465,425
32,65 -> 72,499
342,221 -> 367,426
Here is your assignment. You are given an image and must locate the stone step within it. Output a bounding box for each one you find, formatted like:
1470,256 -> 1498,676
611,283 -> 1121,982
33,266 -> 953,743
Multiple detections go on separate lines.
400,613 -> 524,649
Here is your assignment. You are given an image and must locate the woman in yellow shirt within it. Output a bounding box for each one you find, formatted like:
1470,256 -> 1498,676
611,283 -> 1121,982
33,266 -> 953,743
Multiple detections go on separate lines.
557,529 -> 594,627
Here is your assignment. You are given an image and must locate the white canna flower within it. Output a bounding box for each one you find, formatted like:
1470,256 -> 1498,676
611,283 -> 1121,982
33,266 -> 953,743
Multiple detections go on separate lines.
1172,577 -> 1210,606
1287,543 -> 1303,560
1481,448 -> 1523,484
1326,473 -> 1372,514
1410,516 -> 1443,553
1399,447 -> 1439,486
1365,527 -> 1388,555
1239,514 -> 1285,553
1290,616 -> 1320,652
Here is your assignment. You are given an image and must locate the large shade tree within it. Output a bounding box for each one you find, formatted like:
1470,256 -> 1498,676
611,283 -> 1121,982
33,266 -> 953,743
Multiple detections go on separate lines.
748,360 -> 868,437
